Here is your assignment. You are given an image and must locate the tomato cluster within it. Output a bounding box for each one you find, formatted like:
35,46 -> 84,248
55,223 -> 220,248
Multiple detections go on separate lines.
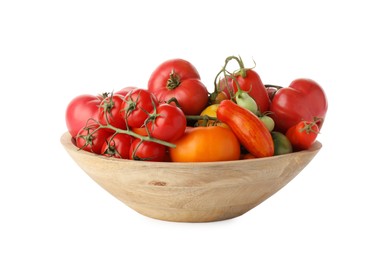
65,56 -> 328,162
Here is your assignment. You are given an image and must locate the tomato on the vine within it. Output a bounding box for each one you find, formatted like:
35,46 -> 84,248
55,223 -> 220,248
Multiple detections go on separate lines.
169,126 -> 240,162
120,88 -> 158,128
101,133 -> 133,159
217,56 -> 270,113
75,124 -> 111,154
98,94 -> 127,130
285,120 -> 319,151
146,103 -> 187,142
148,59 -> 209,115
66,94 -> 105,138
129,139 -> 167,162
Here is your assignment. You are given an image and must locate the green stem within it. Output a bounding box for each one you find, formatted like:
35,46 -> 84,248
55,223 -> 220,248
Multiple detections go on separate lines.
99,124 -> 176,148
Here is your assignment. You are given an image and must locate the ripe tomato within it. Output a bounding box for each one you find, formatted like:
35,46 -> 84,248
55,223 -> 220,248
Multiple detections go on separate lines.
285,120 -> 319,151
148,59 -> 209,115
169,126 -> 241,162
115,86 -> 137,96
217,100 -> 274,158
98,94 -> 127,130
198,104 -> 227,127
218,56 -> 270,114
66,94 -> 104,138
101,133 -> 133,159
129,139 -> 167,162
75,124 -> 111,154
120,89 -> 158,128
146,103 -> 186,142
270,78 -> 327,133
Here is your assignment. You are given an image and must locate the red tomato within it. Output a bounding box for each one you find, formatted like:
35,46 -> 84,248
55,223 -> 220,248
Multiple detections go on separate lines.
217,100 -> 274,158
115,86 -> 137,96
169,126 -> 241,162
270,78 -> 328,133
217,56 -> 270,113
66,94 -> 104,138
129,139 -> 167,162
101,133 -> 133,159
285,120 -> 319,151
120,89 -> 158,128
148,59 -> 209,115
98,94 -> 127,130
75,124 -> 111,154
146,103 -> 187,142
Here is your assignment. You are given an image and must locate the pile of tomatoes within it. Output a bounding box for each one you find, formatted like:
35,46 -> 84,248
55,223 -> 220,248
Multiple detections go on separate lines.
65,56 -> 328,162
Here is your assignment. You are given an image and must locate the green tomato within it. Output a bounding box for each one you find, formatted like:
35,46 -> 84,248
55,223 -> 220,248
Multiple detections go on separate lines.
235,91 -> 258,114
260,115 -> 275,132
271,131 -> 293,155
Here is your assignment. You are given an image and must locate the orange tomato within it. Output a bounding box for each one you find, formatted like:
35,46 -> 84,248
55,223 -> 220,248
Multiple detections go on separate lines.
169,126 -> 240,162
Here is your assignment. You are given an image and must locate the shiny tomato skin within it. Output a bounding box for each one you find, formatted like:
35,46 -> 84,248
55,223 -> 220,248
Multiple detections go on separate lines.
221,70 -> 270,113
101,133 -> 133,159
75,125 -> 111,154
66,94 -> 102,138
270,78 -> 327,133
115,86 -> 137,96
169,126 -> 241,162
146,103 -> 186,142
98,94 -> 127,130
120,89 -> 158,128
129,139 -> 167,162
285,121 -> 319,151
147,59 -> 209,115
217,100 -> 274,158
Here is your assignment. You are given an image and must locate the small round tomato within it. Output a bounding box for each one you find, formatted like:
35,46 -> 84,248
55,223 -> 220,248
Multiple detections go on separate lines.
66,94 -> 104,138
120,89 -> 158,128
169,126 -> 240,162
146,103 -> 187,142
129,139 -> 167,162
98,94 -> 127,130
271,131 -> 292,155
285,120 -> 319,151
198,104 -> 227,127
259,115 -> 275,132
101,133 -> 133,159
75,124 -> 111,154
148,59 -> 209,115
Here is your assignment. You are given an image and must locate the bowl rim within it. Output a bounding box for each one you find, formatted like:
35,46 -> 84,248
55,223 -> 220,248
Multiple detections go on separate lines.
61,131 -> 322,167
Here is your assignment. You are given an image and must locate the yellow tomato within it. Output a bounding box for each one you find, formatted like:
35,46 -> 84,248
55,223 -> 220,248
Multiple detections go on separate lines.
198,104 -> 227,127
169,126 -> 240,162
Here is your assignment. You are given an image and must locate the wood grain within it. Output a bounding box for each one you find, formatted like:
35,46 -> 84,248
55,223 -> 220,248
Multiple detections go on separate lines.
61,132 -> 322,222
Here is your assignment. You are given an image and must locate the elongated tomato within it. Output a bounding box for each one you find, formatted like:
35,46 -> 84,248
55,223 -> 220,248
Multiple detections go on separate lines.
217,100 -> 274,158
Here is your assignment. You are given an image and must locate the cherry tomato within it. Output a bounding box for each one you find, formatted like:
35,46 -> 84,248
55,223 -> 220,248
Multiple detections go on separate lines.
129,139 -> 167,162
120,89 -> 158,128
169,126 -> 240,162
66,94 -> 104,138
198,104 -> 227,127
285,120 -> 319,151
75,124 -> 111,154
271,131 -> 292,155
259,115 -> 275,132
148,59 -> 209,115
146,103 -> 187,142
98,94 -> 127,130
101,133 -> 133,159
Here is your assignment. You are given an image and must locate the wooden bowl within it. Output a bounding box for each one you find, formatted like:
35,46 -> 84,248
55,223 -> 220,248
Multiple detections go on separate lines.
61,132 -> 322,222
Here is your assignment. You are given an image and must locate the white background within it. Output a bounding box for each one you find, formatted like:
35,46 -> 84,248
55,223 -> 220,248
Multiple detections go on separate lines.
1,0 -> 390,259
